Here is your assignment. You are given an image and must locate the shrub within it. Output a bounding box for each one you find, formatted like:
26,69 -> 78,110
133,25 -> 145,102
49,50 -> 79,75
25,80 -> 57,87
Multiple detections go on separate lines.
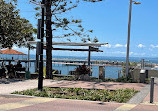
12,87 -> 138,103
75,63 -> 90,76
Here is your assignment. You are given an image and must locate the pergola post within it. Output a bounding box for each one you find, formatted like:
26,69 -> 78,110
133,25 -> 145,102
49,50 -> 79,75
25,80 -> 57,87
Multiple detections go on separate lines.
35,45 -> 39,72
28,46 -> 30,71
88,46 -> 91,76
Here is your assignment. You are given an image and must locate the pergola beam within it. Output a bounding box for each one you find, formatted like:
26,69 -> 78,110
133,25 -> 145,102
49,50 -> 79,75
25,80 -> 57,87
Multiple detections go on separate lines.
28,41 -> 108,47
43,46 -> 103,52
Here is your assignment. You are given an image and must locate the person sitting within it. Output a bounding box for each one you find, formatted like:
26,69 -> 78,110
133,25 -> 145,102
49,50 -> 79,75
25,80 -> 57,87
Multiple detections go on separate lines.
0,66 -> 6,78
16,61 -> 22,69
14,61 -> 23,78
6,61 -> 14,78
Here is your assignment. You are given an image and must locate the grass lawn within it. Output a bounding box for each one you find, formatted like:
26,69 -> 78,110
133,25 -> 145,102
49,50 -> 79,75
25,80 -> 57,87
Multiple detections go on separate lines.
12,87 -> 138,103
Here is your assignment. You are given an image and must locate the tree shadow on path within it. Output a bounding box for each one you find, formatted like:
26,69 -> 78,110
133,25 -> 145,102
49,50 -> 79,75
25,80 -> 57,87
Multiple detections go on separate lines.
0,79 -> 25,84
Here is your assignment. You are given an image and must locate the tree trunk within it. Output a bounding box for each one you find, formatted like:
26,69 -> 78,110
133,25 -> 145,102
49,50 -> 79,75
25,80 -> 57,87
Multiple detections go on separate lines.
46,0 -> 52,79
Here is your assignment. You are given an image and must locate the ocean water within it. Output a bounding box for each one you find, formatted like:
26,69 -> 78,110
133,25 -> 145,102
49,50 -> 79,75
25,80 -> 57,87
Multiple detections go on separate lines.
51,64 -> 122,79
1,54 -> 158,79
1,54 -> 158,63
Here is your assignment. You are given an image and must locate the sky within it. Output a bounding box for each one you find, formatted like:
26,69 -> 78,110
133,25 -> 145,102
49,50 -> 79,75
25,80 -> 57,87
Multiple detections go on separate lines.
12,0 -> 158,57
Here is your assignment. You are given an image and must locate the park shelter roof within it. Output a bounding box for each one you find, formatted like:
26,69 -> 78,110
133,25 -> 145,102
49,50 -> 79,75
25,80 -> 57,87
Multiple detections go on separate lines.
0,49 -> 26,55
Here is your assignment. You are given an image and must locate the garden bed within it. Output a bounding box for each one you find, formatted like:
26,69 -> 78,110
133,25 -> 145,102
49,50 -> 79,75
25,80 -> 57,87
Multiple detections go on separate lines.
12,87 -> 138,103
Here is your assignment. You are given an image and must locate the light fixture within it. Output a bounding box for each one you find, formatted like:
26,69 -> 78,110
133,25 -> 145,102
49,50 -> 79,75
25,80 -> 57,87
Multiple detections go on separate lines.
132,1 -> 141,5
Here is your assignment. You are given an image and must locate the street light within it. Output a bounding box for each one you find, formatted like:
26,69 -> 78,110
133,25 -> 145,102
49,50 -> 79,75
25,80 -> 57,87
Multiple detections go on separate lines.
133,1 -> 141,4
125,0 -> 141,77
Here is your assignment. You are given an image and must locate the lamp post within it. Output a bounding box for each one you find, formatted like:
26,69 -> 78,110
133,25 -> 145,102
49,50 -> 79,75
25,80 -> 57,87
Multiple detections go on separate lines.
125,0 -> 141,77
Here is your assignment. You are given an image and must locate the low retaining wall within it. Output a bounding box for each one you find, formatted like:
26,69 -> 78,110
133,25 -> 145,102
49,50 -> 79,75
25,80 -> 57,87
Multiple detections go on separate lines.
131,68 -> 158,82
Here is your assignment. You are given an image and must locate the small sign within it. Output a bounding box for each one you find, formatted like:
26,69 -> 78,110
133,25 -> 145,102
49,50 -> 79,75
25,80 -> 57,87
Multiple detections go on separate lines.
37,19 -> 42,39
36,42 -> 41,55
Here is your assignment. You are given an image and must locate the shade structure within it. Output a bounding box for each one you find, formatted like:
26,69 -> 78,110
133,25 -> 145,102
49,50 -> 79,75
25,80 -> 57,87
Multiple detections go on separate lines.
28,41 -> 108,47
0,49 -> 26,55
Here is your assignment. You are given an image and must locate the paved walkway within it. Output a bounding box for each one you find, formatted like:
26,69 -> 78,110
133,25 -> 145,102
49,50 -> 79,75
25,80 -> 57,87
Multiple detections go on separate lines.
0,79 -> 61,94
142,78 -> 158,105
0,79 -> 158,111
0,96 -> 157,111
48,80 -> 145,90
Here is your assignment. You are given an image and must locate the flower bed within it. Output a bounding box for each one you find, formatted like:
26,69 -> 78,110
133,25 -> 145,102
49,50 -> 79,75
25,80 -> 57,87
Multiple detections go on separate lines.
12,87 -> 138,103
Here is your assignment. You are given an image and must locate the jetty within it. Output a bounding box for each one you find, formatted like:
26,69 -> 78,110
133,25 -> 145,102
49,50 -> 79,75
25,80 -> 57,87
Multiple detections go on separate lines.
0,58 -> 156,68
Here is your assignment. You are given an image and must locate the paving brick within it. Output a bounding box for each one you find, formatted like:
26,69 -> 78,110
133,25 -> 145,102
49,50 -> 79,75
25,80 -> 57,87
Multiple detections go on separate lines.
49,80 -> 145,90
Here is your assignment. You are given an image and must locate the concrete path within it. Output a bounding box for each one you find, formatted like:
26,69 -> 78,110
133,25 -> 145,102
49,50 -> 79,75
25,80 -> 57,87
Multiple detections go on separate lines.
127,84 -> 150,104
128,78 -> 158,105
142,78 -> 158,105
0,79 -> 61,94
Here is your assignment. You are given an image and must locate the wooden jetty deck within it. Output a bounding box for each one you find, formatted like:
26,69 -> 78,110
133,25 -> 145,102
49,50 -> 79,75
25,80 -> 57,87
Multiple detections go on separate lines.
52,62 -> 123,67
0,58 -> 156,68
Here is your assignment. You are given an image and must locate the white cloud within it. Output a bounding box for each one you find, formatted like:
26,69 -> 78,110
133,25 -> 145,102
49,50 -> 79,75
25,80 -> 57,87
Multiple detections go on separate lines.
115,51 -> 126,54
107,51 -> 146,56
104,44 -> 112,48
132,52 -> 146,56
150,44 -> 158,48
12,46 -> 18,49
87,41 -> 92,43
103,43 -> 127,48
137,44 -> 145,48
129,52 -> 134,55
113,44 -> 126,48
114,44 -> 123,48
151,44 -> 155,48
108,51 -> 126,55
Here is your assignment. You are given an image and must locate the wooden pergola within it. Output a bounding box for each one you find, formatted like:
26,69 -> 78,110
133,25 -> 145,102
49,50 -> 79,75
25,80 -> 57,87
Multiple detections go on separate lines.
29,41 -> 107,47
28,41 -> 108,72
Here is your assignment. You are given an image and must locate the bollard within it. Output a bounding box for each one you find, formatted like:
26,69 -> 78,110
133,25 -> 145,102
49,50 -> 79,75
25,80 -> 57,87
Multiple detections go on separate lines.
118,70 -> 120,78
150,77 -> 154,103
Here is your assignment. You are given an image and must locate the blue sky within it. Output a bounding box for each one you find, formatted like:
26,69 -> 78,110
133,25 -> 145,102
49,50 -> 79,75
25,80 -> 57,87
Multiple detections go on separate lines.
13,0 -> 158,57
